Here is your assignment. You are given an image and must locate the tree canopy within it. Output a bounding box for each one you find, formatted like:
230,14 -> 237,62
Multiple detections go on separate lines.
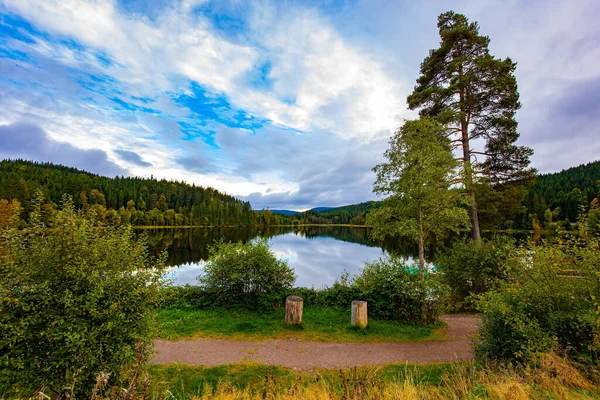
367,117 -> 468,275
407,11 -> 534,240
0,159 -> 287,227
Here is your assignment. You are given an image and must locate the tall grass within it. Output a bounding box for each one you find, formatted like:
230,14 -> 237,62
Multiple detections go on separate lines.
141,354 -> 598,400
24,354 -> 600,399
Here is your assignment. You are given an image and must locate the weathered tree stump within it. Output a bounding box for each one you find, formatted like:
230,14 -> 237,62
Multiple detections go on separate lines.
351,300 -> 368,328
285,296 -> 303,325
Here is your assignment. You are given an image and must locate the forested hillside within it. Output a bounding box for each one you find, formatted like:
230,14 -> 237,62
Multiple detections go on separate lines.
300,162 -> 600,229
298,201 -> 380,225
0,159 -> 288,226
2,159 -> 599,229
525,161 -> 600,225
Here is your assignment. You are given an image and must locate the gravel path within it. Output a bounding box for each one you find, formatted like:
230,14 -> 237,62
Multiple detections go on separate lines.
150,314 -> 480,369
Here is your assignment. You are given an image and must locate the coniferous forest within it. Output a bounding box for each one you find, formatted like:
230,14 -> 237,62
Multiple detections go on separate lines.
0,159 -> 286,226
1,158 -> 599,229
525,160 -> 600,225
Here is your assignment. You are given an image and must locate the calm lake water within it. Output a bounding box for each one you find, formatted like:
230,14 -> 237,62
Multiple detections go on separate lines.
143,226 -> 405,288
142,226 -> 539,288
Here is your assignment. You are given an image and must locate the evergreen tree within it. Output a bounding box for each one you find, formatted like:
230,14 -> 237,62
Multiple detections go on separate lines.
407,11 -> 534,240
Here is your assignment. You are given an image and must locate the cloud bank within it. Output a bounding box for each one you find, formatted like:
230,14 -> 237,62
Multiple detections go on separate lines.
0,0 -> 598,209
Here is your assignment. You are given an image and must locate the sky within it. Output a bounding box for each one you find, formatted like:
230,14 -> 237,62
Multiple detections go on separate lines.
0,0 -> 599,211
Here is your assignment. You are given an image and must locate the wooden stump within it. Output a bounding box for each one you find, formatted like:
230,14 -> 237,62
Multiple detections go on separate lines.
351,300 -> 368,328
285,296 -> 303,325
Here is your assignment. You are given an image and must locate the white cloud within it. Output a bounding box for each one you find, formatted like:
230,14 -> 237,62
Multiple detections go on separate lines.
2,0 -> 406,140
3,0 -> 598,208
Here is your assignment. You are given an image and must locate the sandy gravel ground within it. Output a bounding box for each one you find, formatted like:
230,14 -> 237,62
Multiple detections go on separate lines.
150,314 -> 480,369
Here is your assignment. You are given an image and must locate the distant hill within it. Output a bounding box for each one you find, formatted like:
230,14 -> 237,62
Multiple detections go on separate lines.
298,201 -> 381,225
260,203 -> 380,225
525,160 -> 600,222
0,159 -> 290,227
264,207 -> 333,215
309,207 -> 333,212
268,209 -> 299,216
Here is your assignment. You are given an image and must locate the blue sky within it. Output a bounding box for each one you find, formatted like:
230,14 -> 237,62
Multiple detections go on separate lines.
1,0 -> 599,210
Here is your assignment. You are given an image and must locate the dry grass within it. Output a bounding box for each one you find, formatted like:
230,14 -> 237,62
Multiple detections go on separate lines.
152,355 -> 599,400
26,354 -> 599,399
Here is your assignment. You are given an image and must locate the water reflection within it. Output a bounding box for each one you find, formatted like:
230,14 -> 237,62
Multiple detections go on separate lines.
269,233 -> 387,288
142,226 -> 548,288
144,226 -> 400,288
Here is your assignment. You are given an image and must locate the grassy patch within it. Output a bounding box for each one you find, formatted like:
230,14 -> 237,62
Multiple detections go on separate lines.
146,362 -> 454,399
156,307 -> 444,342
145,358 -> 600,399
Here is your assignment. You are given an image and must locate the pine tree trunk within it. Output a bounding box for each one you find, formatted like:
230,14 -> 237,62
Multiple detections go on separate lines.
351,300 -> 368,328
418,210 -> 425,279
284,296 -> 303,325
468,191 -> 481,240
457,56 -> 482,242
460,94 -> 481,241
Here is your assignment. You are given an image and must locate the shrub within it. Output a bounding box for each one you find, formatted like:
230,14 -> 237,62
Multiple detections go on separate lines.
198,239 -> 296,311
437,236 -> 517,308
353,255 -> 448,322
0,194 -> 166,397
159,284 -> 218,309
476,237 -> 600,364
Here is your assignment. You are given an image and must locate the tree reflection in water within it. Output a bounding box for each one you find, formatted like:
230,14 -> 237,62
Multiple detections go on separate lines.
139,226 -> 539,287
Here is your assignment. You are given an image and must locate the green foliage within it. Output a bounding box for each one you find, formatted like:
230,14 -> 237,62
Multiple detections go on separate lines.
290,272 -> 361,310
160,284 -> 218,309
352,256 -> 449,323
437,236 -> 518,307
0,193 -> 166,397
156,307 -> 441,342
368,117 -> 469,273
525,160 -> 600,225
407,11 -> 535,240
476,237 -> 600,364
0,159 -> 262,227
146,363 -> 453,399
198,239 -> 296,311
298,201 -> 381,225
473,182 -> 528,230
589,207 -> 600,236
164,254 -> 447,323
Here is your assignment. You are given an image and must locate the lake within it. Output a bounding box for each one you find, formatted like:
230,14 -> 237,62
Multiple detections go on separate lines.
143,226 -> 408,288
142,226 -> 540,288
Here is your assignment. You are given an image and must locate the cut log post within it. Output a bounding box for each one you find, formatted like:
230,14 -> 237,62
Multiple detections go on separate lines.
351,300 -> 368,328
285,296 -> 303,325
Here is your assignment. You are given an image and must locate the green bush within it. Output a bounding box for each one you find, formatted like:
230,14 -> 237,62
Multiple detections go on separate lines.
0,194 -> 166,397
588,207 -> 600,235
160,284 -> 218,309
353,255 -> 448,322
167,254 -> 447,323
198,239 -> 296,311
437,236 -> 517,308
476,237 -> 600,364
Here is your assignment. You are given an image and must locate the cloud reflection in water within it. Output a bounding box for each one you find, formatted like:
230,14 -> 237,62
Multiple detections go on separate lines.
165,232 -> 388,288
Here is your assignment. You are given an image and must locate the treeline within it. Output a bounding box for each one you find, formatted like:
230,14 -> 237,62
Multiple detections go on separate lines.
295,201 -> 380,225
0,159 -> 290,227
291,162 -> 600,231
524,160 -> 600,227
2,159 -> 599,230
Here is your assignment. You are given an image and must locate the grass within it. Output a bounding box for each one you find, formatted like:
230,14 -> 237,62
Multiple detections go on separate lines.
156,306 -> 444,342
146,362 -> 455,399
144,355 -> 600,399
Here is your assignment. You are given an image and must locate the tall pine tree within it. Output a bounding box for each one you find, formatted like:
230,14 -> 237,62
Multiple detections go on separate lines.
407,11 -> 535,240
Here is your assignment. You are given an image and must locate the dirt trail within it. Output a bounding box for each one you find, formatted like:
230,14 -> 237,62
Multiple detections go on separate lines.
150,314 -> 480,369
